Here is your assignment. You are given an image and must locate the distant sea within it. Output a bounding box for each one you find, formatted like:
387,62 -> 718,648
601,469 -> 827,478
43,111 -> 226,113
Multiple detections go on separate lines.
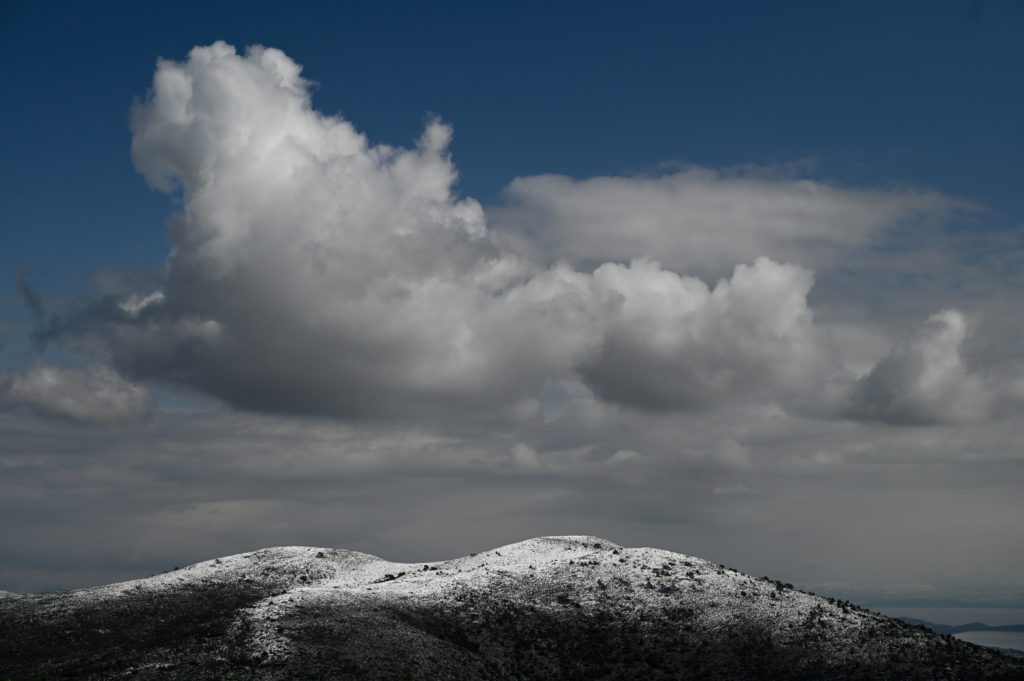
953,631 -> 1024,653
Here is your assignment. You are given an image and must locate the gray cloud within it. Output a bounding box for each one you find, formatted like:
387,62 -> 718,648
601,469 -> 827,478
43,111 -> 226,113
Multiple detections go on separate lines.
848,310 -> 986,424
1,363 -> 150,425
846,309 -> 1024,424
1,402 -> 1021,601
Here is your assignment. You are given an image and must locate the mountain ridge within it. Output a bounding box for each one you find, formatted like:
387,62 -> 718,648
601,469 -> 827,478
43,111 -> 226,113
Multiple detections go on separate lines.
2,535 -> 1022,680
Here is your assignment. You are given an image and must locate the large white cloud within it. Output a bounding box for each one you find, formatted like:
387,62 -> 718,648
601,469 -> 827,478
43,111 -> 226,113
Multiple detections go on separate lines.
1,363 -> 150,425
41,42 -> 841,419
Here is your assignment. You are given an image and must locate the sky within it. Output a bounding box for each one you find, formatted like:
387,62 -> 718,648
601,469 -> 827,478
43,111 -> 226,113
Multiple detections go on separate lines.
1,0 -> 1022,618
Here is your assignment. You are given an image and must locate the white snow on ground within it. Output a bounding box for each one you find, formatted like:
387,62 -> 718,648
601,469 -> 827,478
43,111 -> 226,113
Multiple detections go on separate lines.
37,536 -> 930,665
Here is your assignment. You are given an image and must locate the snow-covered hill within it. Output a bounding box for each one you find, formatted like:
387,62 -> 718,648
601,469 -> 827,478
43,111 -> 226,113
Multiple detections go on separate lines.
1,536 -> 1021,680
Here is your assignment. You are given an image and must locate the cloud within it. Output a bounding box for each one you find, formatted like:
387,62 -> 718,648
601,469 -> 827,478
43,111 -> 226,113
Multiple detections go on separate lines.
1,363 -> 150,425
37,42 -> 841,420
509,443 -> 541,470
491,168 -> 962,279
580,256 -> 838,412
712,483 -> 751,496
2,400 -> 1022,596
848,310 -> 991,424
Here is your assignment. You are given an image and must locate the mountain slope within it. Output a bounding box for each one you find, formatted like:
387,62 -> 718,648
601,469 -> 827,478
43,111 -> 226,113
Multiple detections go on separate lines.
2,536 -> 1021,680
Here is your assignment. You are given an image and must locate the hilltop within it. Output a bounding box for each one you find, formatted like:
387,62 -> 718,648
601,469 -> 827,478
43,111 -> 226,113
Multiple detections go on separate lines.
2,536 -> 1022,680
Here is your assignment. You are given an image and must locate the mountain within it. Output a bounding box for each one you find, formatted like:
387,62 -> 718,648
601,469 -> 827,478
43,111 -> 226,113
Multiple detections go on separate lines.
2,536 -> 1022,680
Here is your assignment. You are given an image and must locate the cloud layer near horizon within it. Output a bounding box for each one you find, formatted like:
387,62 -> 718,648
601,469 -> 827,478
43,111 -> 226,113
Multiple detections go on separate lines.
2,404 -> 1022,599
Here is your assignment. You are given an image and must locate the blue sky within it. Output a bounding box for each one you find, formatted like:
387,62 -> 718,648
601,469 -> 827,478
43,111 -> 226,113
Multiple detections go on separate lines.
1,1 -> 1022,613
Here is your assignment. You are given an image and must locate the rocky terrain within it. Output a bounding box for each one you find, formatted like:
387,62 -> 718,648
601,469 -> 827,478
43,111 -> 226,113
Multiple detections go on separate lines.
2,536 -> 1022,680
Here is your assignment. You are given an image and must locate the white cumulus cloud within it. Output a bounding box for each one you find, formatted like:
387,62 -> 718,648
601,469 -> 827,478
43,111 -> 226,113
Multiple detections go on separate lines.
40,42 -> 843,420
580,256 -> 834,411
